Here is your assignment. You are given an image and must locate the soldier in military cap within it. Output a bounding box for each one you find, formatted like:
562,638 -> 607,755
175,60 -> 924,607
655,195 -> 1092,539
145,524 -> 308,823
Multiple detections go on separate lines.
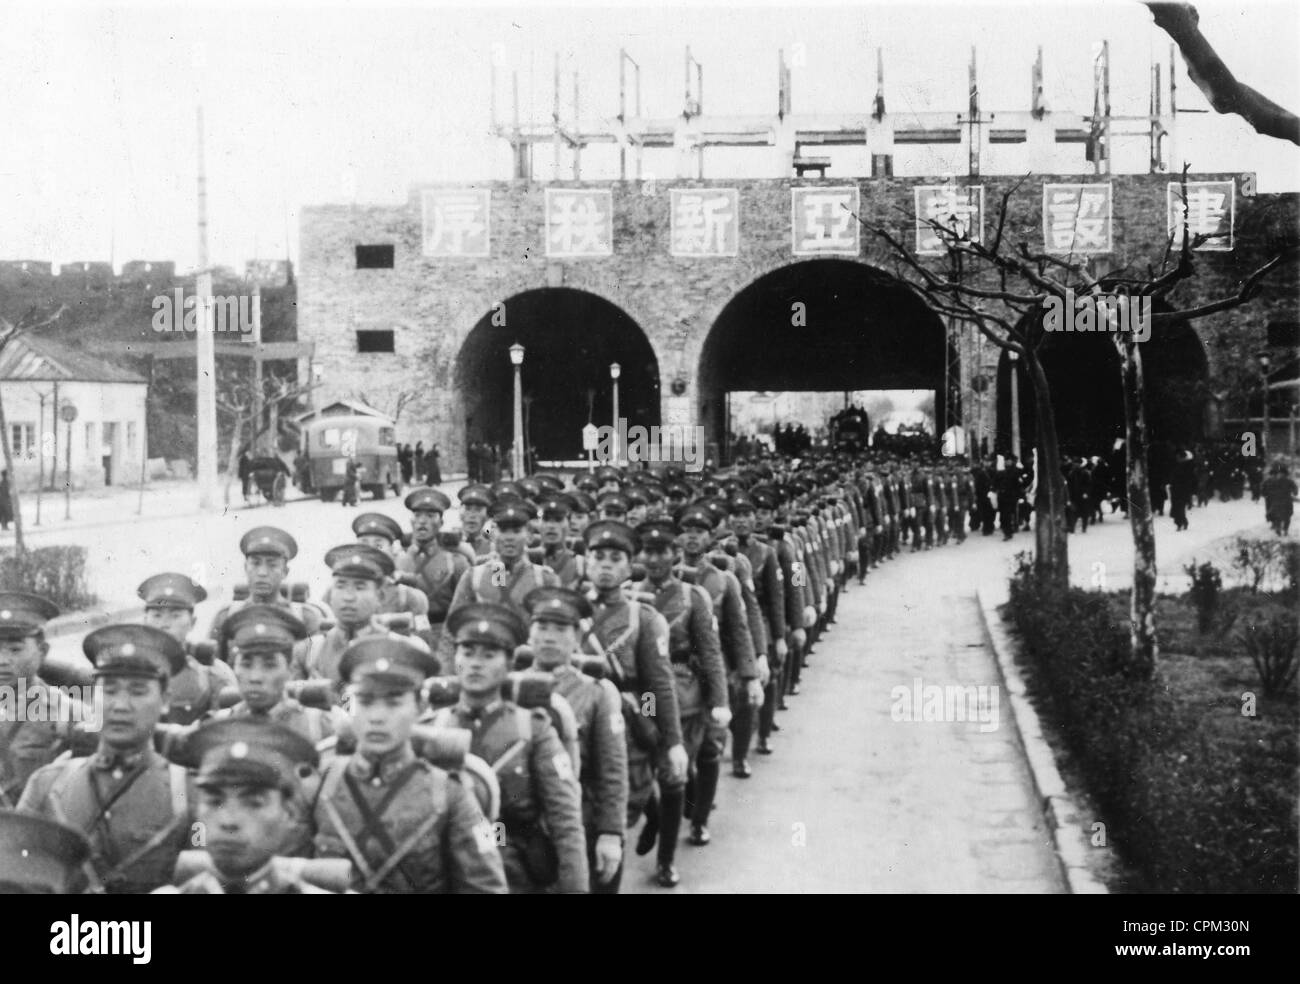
393,488 -> 471,651
632,519 -> 729,879
0,592 -> 78,808
298,545 -> 429,686
209,527 -> 322,665
157,719 -> 348,894
215,604 -> 333,743
18,625 -> 192,894
596,492 -> 630,522
438,502 -> 559,666
312,636 -> 508,893
595,466 -> 623,495
534,496 -> 584,589
0,813 -> 91,893
458,484 -> 496,559
138,573 -> 238,727
675,506 -> 764,777
346,511 -> 433,639
729,493 -> 789,752
521,586 -> 627,893
567,490 -> 596,543
573,473 -> 600,496
578,521 -> 688,887
427,603 -> 586,893
623,485 -> 651,527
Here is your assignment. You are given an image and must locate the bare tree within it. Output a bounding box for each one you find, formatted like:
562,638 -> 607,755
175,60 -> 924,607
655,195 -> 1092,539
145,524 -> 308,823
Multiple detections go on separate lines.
0,305 -> 68,558
865,174 -> 1296,672
356,389 -> 417,425
1148,2 -> 1300,145
216,368 -> 318,505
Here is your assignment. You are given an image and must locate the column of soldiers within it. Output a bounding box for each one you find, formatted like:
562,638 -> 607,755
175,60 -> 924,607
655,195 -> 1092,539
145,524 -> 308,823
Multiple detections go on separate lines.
1,446 -> 1239,893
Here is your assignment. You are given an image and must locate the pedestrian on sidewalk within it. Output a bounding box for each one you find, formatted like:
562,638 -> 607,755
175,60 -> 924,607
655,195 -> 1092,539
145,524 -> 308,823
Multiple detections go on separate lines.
1261,461 -> 1298,536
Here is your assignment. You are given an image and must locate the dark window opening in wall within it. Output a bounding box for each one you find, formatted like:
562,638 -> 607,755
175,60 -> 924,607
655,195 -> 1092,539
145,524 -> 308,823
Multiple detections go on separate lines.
355,244 -> 395,269
356,329 -> 395,353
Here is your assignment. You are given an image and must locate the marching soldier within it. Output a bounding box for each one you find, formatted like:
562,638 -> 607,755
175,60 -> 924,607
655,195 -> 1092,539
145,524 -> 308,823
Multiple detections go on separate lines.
18,625 -> 192,894
312,635 -> 508,894
156,719 -> 351,894
138,573 -> 238,726
675,504 -> 762,778
567,491 -> 595,542
209,527 -> 323,665
729,493 -> 787,748
578,520 -> 687,887
633,519 -> 729,869
395,488 -> 471,651
458,484 -> 496,559
0,593 -> 77,808
438,502 -> 559,664
349,512 -> 432,633
216,605 -> 334,745
0,812 -> 92,893
534,496 -> 584,589
427,604 -> 588,893
521,586 -> 628,894
297,545 -> 427,685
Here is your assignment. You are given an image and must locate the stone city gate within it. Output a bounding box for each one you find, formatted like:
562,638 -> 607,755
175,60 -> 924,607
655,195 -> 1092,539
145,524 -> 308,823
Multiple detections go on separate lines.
299,171 -> 1292,471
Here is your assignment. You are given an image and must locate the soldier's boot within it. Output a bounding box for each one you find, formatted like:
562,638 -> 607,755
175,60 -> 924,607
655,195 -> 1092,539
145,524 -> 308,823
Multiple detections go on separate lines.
758,675 -> 781,744
655,786 -> 685,887
689,759 -> 720,846
636,791 -> 660,856
730,695 -> 755,776
787,638 -> 802,692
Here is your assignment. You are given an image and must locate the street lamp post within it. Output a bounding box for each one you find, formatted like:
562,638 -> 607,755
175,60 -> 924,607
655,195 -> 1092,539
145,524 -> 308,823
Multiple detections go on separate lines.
510,343 -> 525,478
1257,352 -> 1271,466
1008,350 -> 1021,460
610,362 -> 622,465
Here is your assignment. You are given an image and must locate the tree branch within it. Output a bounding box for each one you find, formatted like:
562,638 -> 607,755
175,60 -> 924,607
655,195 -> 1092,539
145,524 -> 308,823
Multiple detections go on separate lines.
1148,2 -> 1300,145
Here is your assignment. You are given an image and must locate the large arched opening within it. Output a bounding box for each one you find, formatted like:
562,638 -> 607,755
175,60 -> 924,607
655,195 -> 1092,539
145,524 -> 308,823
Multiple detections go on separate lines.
995,303 -> 1210,458
697,260 -> 951,457
455,288 -> 660,466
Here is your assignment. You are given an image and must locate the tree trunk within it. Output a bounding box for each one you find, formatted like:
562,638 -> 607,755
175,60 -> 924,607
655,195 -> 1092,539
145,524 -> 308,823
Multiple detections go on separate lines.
1118,333 -> 1158,678
0,387 -> 26,559
1025,353 -> 1070,590
222,418 -> 246,506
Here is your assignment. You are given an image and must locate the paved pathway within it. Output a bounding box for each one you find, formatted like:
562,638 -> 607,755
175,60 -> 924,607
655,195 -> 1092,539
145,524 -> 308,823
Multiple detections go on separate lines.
623,497 -> 1272,892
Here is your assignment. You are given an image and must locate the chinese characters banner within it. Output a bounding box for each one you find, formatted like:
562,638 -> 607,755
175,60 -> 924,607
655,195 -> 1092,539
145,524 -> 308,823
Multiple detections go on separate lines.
1042,183 -> 1113,254
914,185 -> 985,255
422,188 -> 490,257
545,189 -> 614,258
1166,181 -> 1234,251
670,188 -> 739,257
791,187 -> 860,256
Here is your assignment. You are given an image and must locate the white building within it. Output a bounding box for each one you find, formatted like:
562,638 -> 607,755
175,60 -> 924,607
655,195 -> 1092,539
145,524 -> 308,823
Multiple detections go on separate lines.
0,334 -> 147,491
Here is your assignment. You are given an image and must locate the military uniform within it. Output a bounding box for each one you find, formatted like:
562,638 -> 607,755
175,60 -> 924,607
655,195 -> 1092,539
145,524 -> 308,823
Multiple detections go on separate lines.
439,503 -> 560,665
138,573 -> 238,727
578,523 -> 682,826
0,594 -> 73,807
18,625 -> 191,894
429,604 -> 588,893
520,587 -> 627,894
209,528 -> 321,665
158,718 -> 352,894
312,636 -> 508,894
637,520 -> 729,867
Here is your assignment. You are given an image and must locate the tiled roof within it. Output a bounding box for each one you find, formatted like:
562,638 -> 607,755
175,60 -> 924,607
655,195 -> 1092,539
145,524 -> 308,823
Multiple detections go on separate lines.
0,333 -> 146,384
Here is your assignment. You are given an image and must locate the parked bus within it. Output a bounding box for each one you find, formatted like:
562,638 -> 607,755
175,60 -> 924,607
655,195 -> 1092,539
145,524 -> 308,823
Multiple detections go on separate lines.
302,413 -> 402,501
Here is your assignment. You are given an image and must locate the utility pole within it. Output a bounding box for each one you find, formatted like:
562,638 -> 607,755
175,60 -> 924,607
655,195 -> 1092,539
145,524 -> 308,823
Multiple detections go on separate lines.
195,106 -> 218,510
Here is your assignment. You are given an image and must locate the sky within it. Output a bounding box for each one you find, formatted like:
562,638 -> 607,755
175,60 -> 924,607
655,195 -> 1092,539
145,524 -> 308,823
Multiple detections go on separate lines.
1,0 -> 1297,270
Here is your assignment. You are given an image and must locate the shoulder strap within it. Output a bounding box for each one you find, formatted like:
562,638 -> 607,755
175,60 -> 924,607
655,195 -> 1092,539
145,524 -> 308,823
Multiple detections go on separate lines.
315,760 -> 377,884
490,708 -> 532,774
